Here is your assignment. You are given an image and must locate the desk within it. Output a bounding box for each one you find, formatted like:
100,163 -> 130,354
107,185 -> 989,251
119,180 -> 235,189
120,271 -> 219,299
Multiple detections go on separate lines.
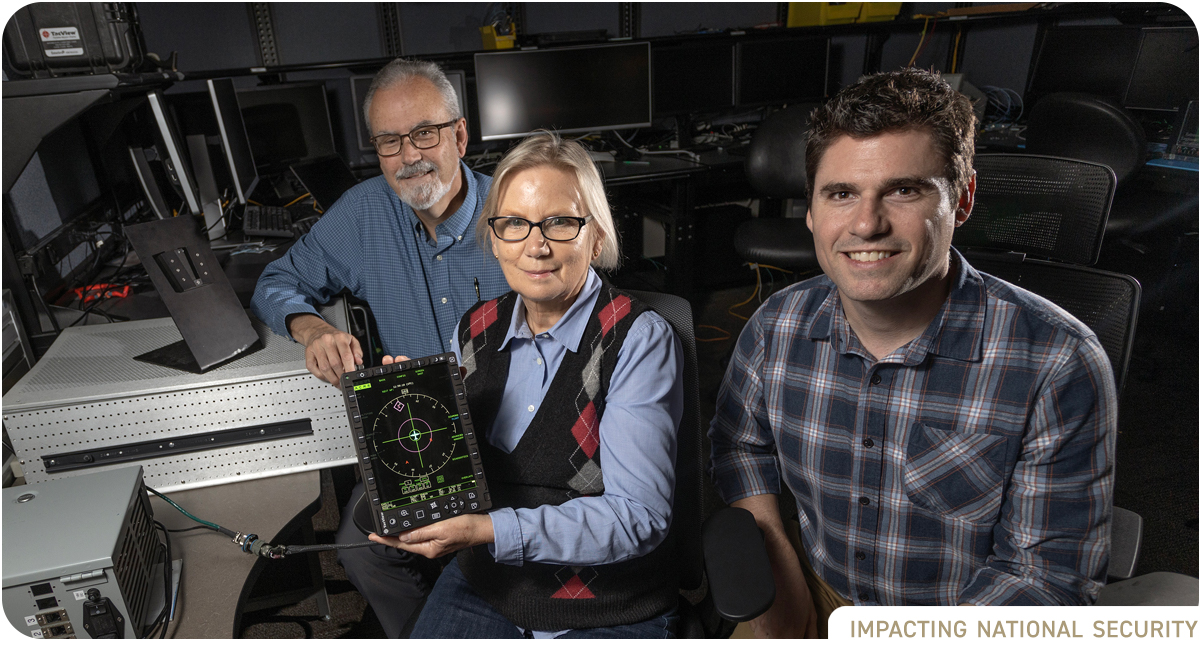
152,470 -> 326,638
599,153 -> 747,301
600,155 -> 707,299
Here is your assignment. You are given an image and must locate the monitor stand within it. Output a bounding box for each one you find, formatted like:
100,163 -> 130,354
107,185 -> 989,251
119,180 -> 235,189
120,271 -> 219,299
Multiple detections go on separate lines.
122,216 -> 261,373
133,337 -> 262,374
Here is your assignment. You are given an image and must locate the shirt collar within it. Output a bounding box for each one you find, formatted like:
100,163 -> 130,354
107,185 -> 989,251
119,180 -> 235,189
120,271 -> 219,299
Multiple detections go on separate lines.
498,268 -> 601,353
406,159 -> 476,241
805,248 -> 986,364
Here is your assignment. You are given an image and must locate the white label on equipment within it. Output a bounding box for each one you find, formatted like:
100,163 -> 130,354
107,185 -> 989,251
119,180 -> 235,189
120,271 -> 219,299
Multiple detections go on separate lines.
39,26 -> 79,41
74,590 -> 87,601
38,26 -> 84,57
25,615 -> 37,626
31,629 -> 44,638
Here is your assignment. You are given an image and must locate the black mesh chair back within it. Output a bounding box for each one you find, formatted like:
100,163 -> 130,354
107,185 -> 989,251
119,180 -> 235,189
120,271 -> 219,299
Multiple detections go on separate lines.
968,257 -> 1140,394
1025,92 -> 1147,186
956,153 -> 1117,266
625,291 -> 704,591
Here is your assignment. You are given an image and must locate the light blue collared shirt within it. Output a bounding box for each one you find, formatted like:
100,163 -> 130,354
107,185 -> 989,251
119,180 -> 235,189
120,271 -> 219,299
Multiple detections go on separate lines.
452,268 -> 683,567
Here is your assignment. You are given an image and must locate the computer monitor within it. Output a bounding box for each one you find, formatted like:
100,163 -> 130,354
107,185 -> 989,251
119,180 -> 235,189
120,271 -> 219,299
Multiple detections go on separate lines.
235,83 -> 338,173
351,70 -> 471,151
207,79 -> 259,204
653,40 -> 735,116
165,80 -> 260,206
1026,26 -> 1143,109
1124,27 -> 1199,112
475,42 -> 652,141
146,90 -> 202,215
736,36 -> 829,107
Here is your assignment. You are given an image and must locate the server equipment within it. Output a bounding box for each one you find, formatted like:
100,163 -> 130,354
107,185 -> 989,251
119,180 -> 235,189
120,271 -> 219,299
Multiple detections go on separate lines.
2,301 -> 356,492
3,465 -> 163,639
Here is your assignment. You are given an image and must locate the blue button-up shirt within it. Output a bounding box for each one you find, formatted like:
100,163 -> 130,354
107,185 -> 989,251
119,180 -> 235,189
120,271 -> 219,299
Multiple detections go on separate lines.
452,269 -> 684,567
250,162 -> 509,359
710,251 -> 1117,606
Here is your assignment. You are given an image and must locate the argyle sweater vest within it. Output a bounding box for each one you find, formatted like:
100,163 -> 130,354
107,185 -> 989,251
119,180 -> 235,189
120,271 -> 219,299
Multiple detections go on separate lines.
454,283 -> 678,631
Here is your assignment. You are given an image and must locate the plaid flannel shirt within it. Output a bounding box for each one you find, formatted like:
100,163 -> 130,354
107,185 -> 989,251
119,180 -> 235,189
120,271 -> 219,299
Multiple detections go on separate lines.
710,251 -> 1117,606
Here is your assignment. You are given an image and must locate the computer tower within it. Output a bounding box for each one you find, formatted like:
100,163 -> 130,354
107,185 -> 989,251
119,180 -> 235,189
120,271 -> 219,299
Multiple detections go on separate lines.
3,465 -> 161,638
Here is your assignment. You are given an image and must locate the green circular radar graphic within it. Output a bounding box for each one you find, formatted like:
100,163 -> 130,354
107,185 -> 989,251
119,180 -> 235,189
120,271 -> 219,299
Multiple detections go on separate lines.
371,392 -> 459,478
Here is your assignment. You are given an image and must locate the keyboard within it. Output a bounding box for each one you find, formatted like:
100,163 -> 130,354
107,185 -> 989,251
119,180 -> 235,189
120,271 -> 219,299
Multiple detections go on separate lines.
243,205 -> 295,238
293,216 -> 318,236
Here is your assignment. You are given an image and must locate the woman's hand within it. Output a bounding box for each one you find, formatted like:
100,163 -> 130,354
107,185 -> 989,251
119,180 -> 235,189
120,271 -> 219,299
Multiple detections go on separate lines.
369,514 -> 495,559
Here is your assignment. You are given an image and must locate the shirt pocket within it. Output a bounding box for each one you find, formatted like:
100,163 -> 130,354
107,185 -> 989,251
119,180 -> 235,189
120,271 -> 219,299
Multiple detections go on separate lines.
902,423 -> 1010,524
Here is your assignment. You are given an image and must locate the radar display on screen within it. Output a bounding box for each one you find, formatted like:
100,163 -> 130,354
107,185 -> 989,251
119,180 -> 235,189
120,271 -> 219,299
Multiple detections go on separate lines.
341,353 -> 490,535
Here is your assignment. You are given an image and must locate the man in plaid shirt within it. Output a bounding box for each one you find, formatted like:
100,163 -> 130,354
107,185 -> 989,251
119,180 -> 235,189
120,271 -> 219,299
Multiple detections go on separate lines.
709,69 -> 1117,637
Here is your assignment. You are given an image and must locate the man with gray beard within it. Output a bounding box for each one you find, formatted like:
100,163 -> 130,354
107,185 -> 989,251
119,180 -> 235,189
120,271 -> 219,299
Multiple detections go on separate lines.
250,58 -> 508,637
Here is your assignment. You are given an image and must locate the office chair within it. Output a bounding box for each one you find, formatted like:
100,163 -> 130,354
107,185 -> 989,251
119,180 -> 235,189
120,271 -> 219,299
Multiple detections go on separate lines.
955,153 -> 1196,604
1025,91 -> 1196,240
955,153 -> 1141,392
626,289 -> 774,637
732,105 -> 820,273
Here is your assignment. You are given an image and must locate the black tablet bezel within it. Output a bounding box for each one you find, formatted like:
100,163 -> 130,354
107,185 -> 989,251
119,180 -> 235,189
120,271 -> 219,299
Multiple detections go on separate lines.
340,353 -> 490,536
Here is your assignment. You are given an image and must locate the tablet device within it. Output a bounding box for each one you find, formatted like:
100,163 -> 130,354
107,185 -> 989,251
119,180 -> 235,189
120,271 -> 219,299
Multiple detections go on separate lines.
340,353 -> 491,535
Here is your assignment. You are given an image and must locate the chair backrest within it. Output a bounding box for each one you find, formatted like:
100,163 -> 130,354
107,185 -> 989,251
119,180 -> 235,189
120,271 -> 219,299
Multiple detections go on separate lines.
626,289 -> 705,592
956,153 -> 1116,266
1025,92 -> 1147,186
744,104 -> 811,199
966,256 -> 1140,394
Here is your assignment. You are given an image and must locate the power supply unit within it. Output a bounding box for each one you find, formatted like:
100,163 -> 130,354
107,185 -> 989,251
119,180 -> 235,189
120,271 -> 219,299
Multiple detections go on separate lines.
3,465 -> 164,638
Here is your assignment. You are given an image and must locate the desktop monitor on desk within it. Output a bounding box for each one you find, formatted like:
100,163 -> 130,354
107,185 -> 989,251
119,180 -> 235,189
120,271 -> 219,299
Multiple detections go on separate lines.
143,90 -> 203,216
475,42 -> 652,141
736,36 -> 829,107
236,83 -> 338,173
1123,27 -> 1199,112
207,79 -> 259,204
165,79 -> 261,237
653,40 -> 736,116
1026,26 -> 1143,110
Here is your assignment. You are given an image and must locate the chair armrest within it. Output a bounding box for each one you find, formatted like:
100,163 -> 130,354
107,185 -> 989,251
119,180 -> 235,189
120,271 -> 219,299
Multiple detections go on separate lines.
1109,506 -> 1143,581
701,507 -> 775,622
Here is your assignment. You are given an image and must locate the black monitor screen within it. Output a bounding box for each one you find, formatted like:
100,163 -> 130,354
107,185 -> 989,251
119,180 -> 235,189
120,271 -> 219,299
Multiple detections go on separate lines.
208,79 -> 258,203
1124,27 -> 1200,112
236,83 -> 337,173
475,42 -> 652,141
653,40 -> 735,115
737,37 -> 829,107
1026,26 -> 1142,108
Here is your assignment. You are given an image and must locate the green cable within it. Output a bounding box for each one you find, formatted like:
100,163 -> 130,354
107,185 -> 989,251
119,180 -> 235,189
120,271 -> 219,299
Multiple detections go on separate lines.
146,486 -> 220,531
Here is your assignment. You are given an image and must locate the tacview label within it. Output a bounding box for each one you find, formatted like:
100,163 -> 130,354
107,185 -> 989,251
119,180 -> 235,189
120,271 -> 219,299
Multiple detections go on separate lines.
38,26 -> 84,57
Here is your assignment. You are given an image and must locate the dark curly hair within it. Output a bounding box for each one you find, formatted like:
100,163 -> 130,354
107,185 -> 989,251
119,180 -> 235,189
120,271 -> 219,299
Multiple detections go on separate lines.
805,68 -> 977,200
